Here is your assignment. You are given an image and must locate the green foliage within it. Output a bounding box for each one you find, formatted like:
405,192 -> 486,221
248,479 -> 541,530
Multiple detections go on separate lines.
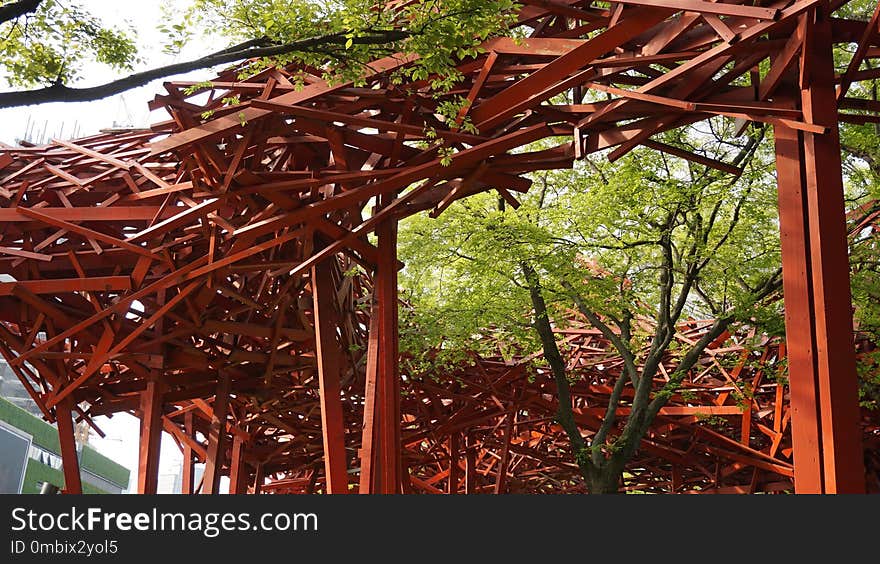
0,0 -> 517,100
178,0 -> 517,91
183,80 -> 216,95
856,349 -> 880,410
399,119 -> 783,369
679,389 -> 699,403
574,446 -> 591,469
438,146 -> 456,166
0,0 -> 137,87
397,119 -> 788,490
694,413 -> 728,428
730,386 -> 753,411
840,109 -> 880,405
221,94 -> 241,106
157,2 -> 196,56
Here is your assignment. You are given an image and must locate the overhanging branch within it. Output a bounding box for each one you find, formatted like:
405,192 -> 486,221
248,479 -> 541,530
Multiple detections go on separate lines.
0,29 -> 411,108
0,0 -> 42,25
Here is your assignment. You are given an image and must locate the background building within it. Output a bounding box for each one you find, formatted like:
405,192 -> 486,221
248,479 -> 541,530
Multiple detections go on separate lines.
0,396 -> 130,494
0,360 -> 43,419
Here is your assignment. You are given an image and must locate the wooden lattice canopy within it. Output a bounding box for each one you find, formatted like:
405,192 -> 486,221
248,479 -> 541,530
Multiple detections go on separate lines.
0,0 -> 878,493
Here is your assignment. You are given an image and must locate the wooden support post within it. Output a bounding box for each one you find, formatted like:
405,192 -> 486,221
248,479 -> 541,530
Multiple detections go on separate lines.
494,410 -> 515,494
740,405 -> 752,447
797,9 -> 865,493
772,7 -> 865,493
138,288 -> 166,495
228,434 -> 247,494
306,461 -> 321,494
360,215 -> 402,494
359,309 -> 380,494
312,253 -> 349,493
137,377 -> 164,494
448,432 -> 460,494
253,462 -> 264,495
182,411 -> 195,495
203,371 -> 231,494
55,398 -> 82,494
465,433 -> 477,494
378,217 -> 401,493
402,466 -> 414,494
775,122 -> 824,493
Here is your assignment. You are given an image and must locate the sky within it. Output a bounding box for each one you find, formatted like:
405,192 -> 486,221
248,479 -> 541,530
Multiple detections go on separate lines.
0,0 -> 216,145
0,0 -> 230,492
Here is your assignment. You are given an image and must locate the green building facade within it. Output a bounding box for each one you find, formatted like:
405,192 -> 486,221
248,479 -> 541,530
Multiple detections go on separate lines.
0,397 -> 130,494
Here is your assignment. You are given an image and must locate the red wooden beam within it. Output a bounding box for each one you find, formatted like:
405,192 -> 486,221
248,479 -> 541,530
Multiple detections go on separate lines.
448,432 -> 460,494
182,411 -> 195,495
798,11 -> 866,493
494,409 -> 516,494
359,306 -> 381,494
312,253 -> 350,493
253,463 -> 264,495
203,372 -> 231,494
774,119 -> 824,493
137,377 -> 164,494
228,435 -> 247,494
56,398 -> 83,494
375,216 -> 401,494
465,434 -> 477,494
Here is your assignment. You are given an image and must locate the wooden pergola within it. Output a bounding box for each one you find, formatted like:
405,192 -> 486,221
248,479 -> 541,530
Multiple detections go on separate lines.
0,0 -> 876,493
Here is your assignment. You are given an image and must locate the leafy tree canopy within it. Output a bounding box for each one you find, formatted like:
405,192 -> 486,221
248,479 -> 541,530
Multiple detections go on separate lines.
0,0 -> 138,87
0,0 -> 516,106
399,121 -> 783,367
397,119 -> 787,491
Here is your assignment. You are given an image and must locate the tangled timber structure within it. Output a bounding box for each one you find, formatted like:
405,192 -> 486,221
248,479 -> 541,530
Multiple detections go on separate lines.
1,0 -> 879,493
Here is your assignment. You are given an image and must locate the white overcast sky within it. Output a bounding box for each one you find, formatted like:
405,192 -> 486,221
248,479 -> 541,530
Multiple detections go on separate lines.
0,0 -> 218,145
0,0 -> 231,492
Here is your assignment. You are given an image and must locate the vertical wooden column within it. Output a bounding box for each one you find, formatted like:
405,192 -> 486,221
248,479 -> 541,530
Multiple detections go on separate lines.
228,434 -> 247,494
312,253 -> 349,493
448,392 -> 461,494
493,409 -> 515,494
775,124 -> 824,493
359,311 -> 380,493
465,433 -> 477,494
138,288 -> 167,495
377,217 -> 401,493
773,7 -> 865,493
359,217 -> 401,493
253,462 -> 264,495
55,398 -> 82,494
137,376 -> 164,494
203,371 -> 231,494
448,433 -> 460,494
181,411 -> 195,494
797,8 -> 865,493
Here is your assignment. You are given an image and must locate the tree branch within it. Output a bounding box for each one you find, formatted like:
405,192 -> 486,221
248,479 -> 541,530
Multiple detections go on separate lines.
693,279 -> 721,315
615,315 -> 732,463
591,370 -> 629,465
0,0 -> 42,25
562,280 -> 640,387
0,29 -> 411,108
521,263 -> 586,460
643,316 -> 733,422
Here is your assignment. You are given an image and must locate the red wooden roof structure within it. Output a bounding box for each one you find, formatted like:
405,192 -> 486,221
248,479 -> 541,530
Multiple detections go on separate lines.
0,0 -> 878,493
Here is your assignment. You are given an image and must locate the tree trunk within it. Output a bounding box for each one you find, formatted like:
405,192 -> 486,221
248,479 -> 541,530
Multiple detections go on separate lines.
584,461 -> 624,494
